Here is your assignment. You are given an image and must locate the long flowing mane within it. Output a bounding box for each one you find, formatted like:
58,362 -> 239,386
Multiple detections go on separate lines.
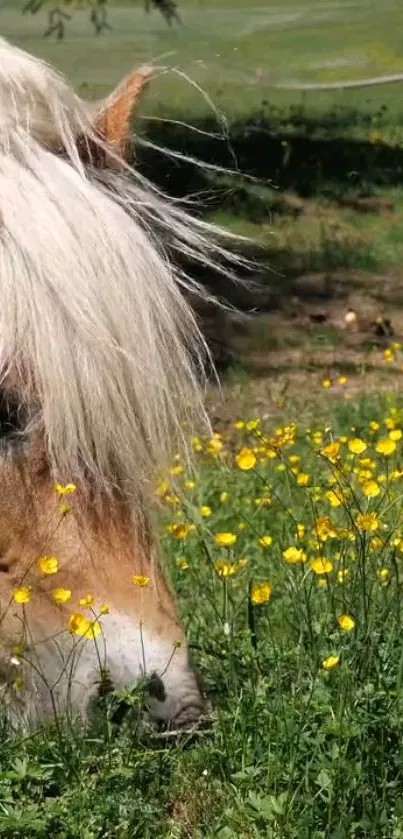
0,39 -> 242,520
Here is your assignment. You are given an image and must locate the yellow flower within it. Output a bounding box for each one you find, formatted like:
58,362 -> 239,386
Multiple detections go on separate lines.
311,557 -> 333,575
215,561 -> 237,578
156,479 -> 170,499
356,512 -> 380,532
254,496 -> 272,508
13,587 -> 32,605
376,438 -> 396,456
52,588 -> 72,605
326,490 -> 342,508
79,594 -> 95,608
283,546 -> 307,565
234,421 -> 245,430
246,419 -> 260,431
38,556 -> 59,576
192,437 -> 203,452
315,517 -> 338,541
132,575 -> 151,587
337,569 -> 350,583
168,522 -> 195,540
369,421 -> 380,431
207,436 -> 224,456
251,583 -> 272,605
238,522 -> 248,531
348,438 -> 367,455
378,568 -> 390,584
200,506 -> 212,518
322,655 -> 340,671
176,558 -> 189,570
99,604 -> 110,615
54,483 -> 77,495
390,428 -> 402,441
296,523 -> 306,539
185,480 -> 196,491
297,473 -> 311,486
259,535 -> 273,548
215,532 -> 238,548
238,558 -> 248,568
236,448 -> 257,470
68,612 -> 101,640
220,492 -> 231,503
322,379 -> 332,389
59,503 -> 72,516
384,348 -> 395,364
338,376 -> 348,385
321,442 -> 341,462
338,614 -> 355,632
170,464 -> 184,476
362,480 -> 381,498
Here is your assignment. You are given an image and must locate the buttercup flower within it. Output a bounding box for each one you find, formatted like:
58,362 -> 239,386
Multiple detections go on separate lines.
283,546 -> 307,565
322,655 -> 340,670
378,568 -> 390,583
326,490 -> 342,507
79,594 -> 95,608
52,588 -> 72,605
54,483 -> 77,495
236,448 -> 257,470
356,512 -> 380,532
200,506 -> 212,518
338,614 -> 355,632
348,438 -> 367,455
38,556 -> 59,576
362,480 -> 381,498
297,473 -> 311,486
311,557 -> 333,575
376,438 -> 396,456
68,612 -> 101,640
215,561 -> 237,578
156,479 -> 170,498
215,532 -> 237,548
132,576 -> 151,587
321,442 -> 341,462
168,523 -> 195,540
259,535 -> 273,548
251,583 -> 272,605
13,587 -> 32,605
207,435 -> 224,456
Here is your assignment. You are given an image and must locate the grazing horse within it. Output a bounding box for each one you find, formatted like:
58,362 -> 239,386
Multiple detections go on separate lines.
0,39 -> 238,728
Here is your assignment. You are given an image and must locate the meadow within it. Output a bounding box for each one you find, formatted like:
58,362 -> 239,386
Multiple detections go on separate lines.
2,1 -> 403,837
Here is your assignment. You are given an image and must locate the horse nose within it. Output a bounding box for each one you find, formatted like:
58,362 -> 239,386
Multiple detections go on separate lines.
147,669 -> 206,729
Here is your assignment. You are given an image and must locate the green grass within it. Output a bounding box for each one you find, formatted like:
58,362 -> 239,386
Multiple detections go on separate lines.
3,0 -> 403,125
5,389 -> 403,836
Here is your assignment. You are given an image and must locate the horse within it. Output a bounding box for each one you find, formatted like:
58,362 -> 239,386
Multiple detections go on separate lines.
0,38 -> 242,728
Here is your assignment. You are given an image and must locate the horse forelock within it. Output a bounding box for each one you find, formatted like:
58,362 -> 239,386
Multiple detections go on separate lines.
0,37 -> 216,521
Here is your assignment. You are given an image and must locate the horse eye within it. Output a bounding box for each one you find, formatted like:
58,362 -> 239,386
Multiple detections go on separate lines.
0,390 -> 25,441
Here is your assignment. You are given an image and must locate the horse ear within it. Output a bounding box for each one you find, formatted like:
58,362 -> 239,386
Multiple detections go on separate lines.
89,66 -> 153,160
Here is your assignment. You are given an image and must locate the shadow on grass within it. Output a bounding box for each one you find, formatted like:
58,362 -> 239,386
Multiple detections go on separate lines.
138,106 -> 403,202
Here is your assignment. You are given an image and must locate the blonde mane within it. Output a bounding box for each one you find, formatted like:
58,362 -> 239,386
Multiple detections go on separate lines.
0,38 -> 241,520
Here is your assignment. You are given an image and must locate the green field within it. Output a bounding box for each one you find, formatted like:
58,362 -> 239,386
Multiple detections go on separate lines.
3,0 -> 403,121
3,2 -> 403,838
